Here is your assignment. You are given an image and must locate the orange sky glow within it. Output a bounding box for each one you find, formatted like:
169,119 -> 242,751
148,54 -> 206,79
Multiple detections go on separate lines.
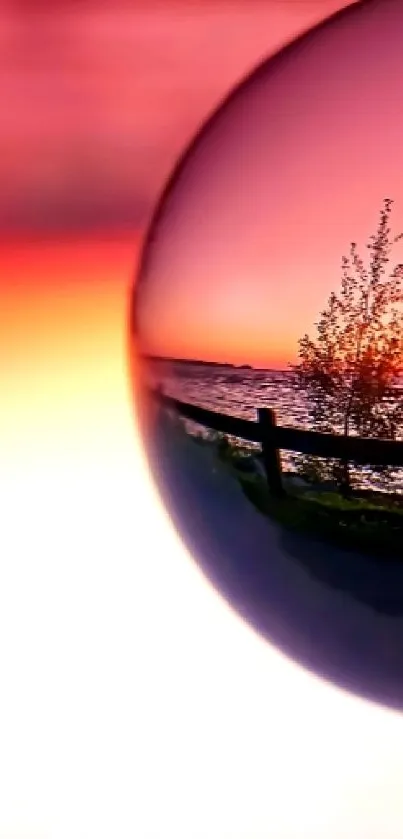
0,231 -> 142,472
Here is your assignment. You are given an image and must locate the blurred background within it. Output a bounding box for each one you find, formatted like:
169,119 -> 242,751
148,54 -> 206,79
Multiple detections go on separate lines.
7,3 -> 403,839
1,0 -> 353,481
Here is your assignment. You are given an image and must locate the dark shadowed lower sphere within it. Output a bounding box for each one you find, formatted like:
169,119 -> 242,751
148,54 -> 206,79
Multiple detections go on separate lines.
130,0 -> 403,710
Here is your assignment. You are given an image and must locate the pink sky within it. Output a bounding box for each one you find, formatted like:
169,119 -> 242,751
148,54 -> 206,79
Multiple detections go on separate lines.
134,0 -> 403,368
0,0 -> 354,236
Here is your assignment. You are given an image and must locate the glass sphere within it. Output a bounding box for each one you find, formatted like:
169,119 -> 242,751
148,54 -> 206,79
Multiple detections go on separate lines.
130,0 -> 403,710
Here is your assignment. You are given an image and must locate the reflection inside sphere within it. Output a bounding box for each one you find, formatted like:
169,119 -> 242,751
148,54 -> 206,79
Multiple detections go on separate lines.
131,0 -> 403,710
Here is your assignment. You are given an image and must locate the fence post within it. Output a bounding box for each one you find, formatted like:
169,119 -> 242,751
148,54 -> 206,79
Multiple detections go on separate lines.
258,408 -> 285,498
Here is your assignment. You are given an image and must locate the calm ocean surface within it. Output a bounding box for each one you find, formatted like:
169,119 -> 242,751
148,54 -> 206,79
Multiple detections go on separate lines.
143,358 -> 403,492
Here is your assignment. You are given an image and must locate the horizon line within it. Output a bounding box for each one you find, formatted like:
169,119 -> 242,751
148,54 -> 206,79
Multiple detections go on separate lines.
141,352 -> 292,370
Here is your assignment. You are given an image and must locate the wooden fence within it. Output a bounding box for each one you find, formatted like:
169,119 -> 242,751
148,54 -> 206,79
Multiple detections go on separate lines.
154,390 -> 403,497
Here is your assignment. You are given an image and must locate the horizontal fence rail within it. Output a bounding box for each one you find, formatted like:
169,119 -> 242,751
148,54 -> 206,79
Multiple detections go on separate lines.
155,391 -> 403,467
156,392 -> 262,443
153,389 -> 403,497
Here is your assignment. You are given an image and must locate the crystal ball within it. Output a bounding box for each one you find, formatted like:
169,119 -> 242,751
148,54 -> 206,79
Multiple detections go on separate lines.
130,0 -> 403,710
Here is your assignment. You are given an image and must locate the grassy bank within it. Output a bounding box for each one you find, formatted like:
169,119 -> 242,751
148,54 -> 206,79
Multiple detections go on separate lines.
234,469 -> 403,561
207,433 -> 403,560
178,423 -> 403,561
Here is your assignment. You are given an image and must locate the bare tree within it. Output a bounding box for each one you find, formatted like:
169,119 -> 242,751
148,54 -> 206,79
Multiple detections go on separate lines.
290,198 -> 403,497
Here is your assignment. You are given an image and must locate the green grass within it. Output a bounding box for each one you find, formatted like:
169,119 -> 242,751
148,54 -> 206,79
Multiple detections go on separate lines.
187,429 -> 403,561
232,469 -> 403,561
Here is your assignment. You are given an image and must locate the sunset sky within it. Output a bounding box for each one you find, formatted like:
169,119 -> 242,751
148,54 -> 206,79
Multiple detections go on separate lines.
1,0 -> 356,461
135,0 -> 403,369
